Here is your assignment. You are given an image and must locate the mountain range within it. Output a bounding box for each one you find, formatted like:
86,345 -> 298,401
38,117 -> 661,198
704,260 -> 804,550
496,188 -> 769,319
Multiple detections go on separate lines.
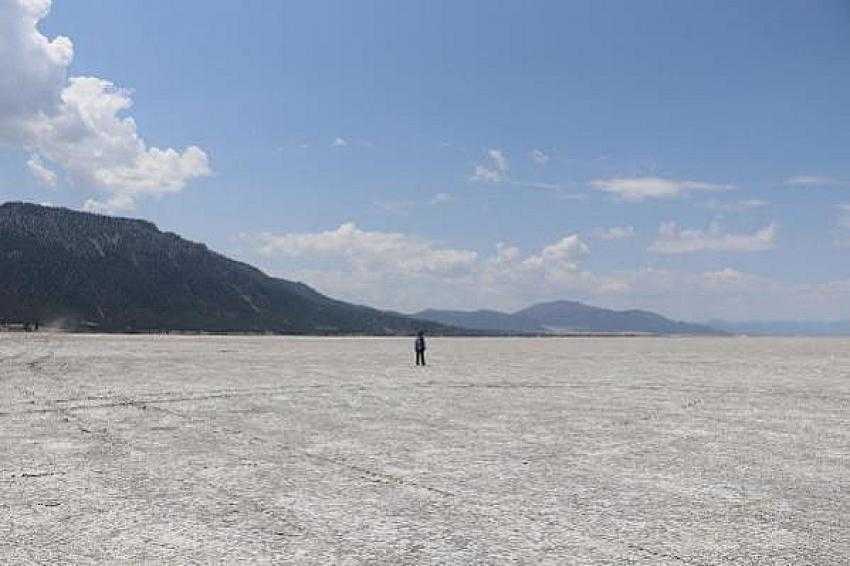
0,202 -> 726,335
415,302 -> 722,335
0,202 -> 454,334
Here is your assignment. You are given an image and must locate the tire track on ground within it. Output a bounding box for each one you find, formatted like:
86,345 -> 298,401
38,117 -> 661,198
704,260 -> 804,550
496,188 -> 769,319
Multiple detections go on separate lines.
15,354 -> 308,540
131,392 -> 718,564
8,345 -> 721,563
138,399 -> 457,499
6,380 -> 843,416
97,395 -> 308,538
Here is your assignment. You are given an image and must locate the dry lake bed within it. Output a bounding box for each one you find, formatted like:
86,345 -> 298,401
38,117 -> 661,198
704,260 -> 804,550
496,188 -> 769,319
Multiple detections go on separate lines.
1,334 -> 848,564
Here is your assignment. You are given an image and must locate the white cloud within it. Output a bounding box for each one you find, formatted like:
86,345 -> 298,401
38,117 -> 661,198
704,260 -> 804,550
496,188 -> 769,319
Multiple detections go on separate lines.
594,225 -> 636,241
26,153 -> 57,187
590,177 -> 734,201
248,222 -> 478,277
1,0 -> 210,212
489,149 -> 507,172
241,223 -> 850,321
430,192 -> 454,205
649,221 -> 777,254
243,223 -> 609,312
82,194 -> 135,214
471,149 -> 509,183
471,150 -> 582,198
530,149 -> 549,165
0,0 -> 73,135
784,175 -> 839,187
522,235 -> 588,269
332,137 -> 348,147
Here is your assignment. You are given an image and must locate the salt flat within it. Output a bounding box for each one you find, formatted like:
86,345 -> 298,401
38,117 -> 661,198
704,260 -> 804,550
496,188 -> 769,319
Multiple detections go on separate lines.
1,334 -> 848,564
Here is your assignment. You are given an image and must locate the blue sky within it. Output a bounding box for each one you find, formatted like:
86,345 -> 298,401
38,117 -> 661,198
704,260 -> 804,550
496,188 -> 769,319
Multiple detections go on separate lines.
2,0 -> 850,321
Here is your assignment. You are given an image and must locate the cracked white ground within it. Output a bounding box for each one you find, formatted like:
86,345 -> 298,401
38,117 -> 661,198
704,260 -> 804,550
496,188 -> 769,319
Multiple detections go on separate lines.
1,334 -> 848,564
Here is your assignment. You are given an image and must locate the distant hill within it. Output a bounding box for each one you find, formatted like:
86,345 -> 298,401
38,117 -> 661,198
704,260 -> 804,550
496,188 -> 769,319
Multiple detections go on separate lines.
517,301 -> 722,334
416,300 -> 723,335
0,202 -> 456,334
708,320 -> 850,336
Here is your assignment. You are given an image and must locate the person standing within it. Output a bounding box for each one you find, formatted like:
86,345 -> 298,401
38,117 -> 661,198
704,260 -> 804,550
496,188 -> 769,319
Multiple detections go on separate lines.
414,331 -> 427,366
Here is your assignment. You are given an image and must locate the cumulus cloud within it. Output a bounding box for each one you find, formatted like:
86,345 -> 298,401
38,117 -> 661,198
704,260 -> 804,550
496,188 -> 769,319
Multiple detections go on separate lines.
332,137 -> 348,147
649,221 -> 777,254
590,177 -> 734,201
242,223 -> 611,312
593,225 -> 635,241
241,222 -> 850,320
0,0 -> 72,132
0,0 -> 210,212
248,222 -> 479,277
471,149 -> 509,183
26,153 -> 57,186
521,235 -> 588,269
530,149 -> 549,165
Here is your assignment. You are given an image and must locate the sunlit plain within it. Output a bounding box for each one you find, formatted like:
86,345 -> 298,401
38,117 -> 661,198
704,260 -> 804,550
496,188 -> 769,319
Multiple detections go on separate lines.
1,334 -> 848,563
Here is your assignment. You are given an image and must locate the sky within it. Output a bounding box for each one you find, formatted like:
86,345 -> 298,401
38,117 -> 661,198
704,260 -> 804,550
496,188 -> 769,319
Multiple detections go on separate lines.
1,0 -> 850,322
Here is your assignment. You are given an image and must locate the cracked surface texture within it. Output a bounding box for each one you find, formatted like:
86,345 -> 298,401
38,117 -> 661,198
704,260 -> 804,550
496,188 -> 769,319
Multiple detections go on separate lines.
1,334 -> 848,564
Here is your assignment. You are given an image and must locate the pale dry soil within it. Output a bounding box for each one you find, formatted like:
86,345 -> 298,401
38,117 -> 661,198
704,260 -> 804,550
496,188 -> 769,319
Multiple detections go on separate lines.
1,335 -> 848,564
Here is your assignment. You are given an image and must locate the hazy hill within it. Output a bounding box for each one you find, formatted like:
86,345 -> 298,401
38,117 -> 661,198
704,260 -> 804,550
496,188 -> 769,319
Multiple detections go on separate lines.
416,300 -> 723,335
0,202 -> 455,334
708,320 -> 850,336
517,301 -> 721,334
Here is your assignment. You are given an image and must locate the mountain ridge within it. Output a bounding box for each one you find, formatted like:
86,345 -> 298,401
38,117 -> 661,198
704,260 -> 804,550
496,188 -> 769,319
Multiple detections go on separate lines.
415,300 -> 724,335
0,202 -> 457,334
1,202 -> 726,336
